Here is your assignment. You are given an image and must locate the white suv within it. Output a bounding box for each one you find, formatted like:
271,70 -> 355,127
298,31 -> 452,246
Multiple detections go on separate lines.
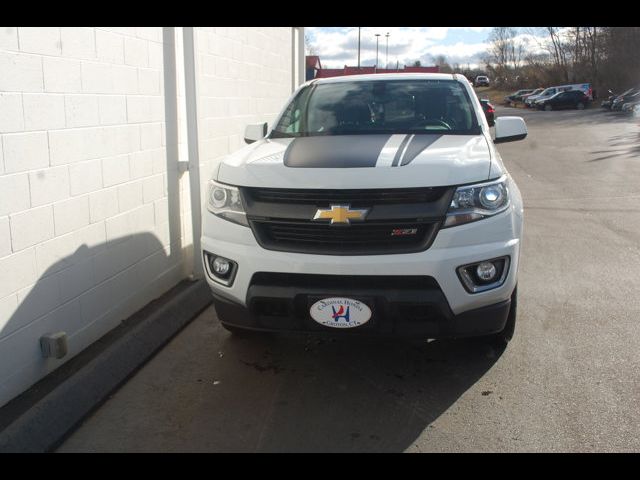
201,73 -> 526,344
475,75 -> 490,87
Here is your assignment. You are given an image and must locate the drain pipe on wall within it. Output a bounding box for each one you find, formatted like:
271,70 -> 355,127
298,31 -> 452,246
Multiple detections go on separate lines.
181,27 -> 204,279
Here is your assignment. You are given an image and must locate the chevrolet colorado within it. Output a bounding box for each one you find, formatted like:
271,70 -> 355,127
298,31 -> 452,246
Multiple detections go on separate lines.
201,73 -> 526,344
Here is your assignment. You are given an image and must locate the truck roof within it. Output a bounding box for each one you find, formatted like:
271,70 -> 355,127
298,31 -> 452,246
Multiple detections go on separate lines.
310,72 -> 462,85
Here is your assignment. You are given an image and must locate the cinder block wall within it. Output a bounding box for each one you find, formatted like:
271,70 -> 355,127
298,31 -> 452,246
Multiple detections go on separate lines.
181,27 -> 298,268
195,27 -> 294,180
0,27 -> 300,407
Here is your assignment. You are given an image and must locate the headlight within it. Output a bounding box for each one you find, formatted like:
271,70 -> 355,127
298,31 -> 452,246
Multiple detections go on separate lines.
444,175 -> 510,228
206,180 -> 248,227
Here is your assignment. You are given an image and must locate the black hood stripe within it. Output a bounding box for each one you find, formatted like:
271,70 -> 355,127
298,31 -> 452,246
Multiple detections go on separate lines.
391,134 -> 412,167
399,134 -> 443,166
282,133 -> 442,168
283,134 -> 391,168
374,134 -> 408,167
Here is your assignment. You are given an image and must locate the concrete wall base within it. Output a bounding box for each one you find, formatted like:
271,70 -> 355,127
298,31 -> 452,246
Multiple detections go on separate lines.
0,279 -> 212,452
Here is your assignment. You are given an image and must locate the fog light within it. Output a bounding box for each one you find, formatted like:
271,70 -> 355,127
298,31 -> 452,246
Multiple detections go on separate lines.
204,251 -> 237,286
213,257 -> 230,276
457,256 -> 510,294
476,261 -> 497,282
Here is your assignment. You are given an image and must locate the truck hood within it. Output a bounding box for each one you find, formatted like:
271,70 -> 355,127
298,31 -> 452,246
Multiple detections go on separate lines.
217,133 -> 494,189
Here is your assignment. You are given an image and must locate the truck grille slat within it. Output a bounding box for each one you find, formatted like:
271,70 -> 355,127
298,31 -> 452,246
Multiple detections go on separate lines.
246,187 -> 447,206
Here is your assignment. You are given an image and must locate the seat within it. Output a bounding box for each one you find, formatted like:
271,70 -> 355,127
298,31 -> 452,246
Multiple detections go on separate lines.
337,102 -> 371,127
415,90 -> 447,121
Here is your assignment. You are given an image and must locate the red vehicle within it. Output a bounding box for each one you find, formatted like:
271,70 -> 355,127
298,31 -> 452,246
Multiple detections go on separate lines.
480,99 -> 495,126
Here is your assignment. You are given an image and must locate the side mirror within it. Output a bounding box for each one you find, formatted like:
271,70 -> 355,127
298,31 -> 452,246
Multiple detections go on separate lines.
494,116 -> 527,144
244,123 -> 268,144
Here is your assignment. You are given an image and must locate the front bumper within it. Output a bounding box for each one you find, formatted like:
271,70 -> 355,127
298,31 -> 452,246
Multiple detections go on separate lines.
212,287 -> 512,338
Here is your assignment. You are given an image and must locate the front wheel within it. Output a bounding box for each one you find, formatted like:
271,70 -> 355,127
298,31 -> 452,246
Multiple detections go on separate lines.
576,102 -> 585,110
544,104 -> 553,111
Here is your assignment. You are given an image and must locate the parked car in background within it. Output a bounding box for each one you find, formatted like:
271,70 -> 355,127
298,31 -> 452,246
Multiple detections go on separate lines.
504,89 -> 534,105
525,87 -> 566,107
573,83 -> 593,100
480,98 -> 495,126
612,88 -> 640,111
520,88 -> 544,103
601,89 -> 620,109
622,101 -> 640,113
525,83 -> 591,107
475,75 -> 490,87
621,95 -> 640,114
535,90 -> 590,111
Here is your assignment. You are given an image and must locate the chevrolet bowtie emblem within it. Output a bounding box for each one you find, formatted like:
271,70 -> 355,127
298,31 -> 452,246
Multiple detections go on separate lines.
313,205 -> 369,224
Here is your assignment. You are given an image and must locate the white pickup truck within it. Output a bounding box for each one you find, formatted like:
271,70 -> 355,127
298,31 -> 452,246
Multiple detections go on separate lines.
201,73 -> 526,344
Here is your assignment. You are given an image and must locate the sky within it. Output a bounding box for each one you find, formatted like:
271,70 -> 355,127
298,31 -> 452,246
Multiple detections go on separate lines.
305,27 -> 546,70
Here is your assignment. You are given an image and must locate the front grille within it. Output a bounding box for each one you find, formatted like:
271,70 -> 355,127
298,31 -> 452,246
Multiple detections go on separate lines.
245,186 -> 447,206
250,219 -> 441,255
240,186 -> 453,255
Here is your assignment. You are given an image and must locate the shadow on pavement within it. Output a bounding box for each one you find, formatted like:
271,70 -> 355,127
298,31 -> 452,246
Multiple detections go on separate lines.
57,305 -> 506,452
588,130 -> 640,162
222,330 -> 504,452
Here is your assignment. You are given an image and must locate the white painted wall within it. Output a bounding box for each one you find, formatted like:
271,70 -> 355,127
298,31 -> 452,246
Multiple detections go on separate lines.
0,27 -> 302,408
169,27 -> 302,277
195,27 -> 295,177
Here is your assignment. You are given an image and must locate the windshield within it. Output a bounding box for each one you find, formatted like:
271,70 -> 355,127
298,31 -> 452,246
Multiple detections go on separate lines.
271,79 -> 481,138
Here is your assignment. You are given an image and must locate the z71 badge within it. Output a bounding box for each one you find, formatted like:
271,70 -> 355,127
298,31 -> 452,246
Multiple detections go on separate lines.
391,228 -> 418,236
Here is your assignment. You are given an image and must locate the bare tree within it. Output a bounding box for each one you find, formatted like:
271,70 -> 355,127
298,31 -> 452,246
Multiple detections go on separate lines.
487,27 -> 522,85
304,33 -> 318,56
584,27 -> 599,87
487,28 -> 510,72
498,27 -> 637,94
545,27 -> 570,82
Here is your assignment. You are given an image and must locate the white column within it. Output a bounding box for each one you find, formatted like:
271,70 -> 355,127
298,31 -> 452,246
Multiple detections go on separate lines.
297,27 -> 305,86
182,27 -> 204,279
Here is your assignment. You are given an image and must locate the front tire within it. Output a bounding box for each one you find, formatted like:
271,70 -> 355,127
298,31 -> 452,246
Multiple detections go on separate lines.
544,104 -> 553,111
576,102 -> 585,110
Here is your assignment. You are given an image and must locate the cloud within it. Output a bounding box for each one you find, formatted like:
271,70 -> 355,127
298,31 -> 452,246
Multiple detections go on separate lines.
307,27 -> 488,68
416,41 -> 491,67
451,27 -> 493,33
306,26 -> 550,70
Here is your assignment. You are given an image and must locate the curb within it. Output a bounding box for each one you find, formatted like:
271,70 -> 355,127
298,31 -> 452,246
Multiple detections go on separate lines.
0,279 -> 212,453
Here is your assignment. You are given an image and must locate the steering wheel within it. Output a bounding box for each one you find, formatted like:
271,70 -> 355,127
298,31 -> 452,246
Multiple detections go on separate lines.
420,118 -> 452,130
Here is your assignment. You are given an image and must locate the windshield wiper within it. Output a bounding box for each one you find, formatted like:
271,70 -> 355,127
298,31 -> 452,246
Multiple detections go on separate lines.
269,131 -> 297,139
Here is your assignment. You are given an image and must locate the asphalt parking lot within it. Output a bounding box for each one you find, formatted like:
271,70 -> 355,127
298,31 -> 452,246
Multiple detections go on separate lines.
57,106 -> 640,452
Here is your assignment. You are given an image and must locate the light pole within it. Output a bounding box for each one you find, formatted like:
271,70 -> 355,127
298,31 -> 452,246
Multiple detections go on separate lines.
375,33 -> 381,71
385,32 -> 390,69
